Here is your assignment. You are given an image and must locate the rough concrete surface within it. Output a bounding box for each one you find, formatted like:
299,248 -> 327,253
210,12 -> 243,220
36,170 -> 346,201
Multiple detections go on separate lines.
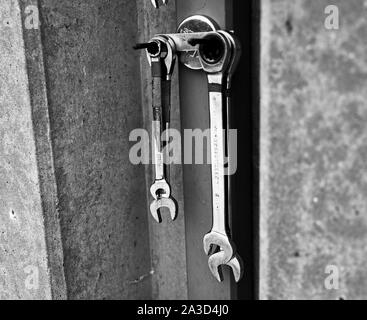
38,0 -> 152,299
261,0 -> 367,299
0,0 -> 53,299
19,0 -> 67,300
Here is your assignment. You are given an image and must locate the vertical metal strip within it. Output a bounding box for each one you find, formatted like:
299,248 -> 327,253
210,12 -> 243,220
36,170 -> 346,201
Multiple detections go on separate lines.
231,0 -> 260,299
136,0 -> 188,300
177,0 -> 236,299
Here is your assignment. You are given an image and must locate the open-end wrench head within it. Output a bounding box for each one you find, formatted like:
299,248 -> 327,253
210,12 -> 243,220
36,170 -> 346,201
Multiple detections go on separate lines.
150,197 -> 177,223
208,252 -> 244,283
150,179 -> 171,200
203,231 -> 235,263
227,254 -> 244,282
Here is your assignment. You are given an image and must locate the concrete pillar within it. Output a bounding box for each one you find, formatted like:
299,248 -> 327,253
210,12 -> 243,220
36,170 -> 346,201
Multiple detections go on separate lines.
260,0 -> 367,299
0,0 -> 66,300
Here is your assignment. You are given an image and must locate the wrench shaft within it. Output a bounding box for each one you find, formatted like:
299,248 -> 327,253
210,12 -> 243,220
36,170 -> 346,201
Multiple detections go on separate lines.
209,90 -> 228,235
152,64 -> 165,181
147,39 -> 177,222
152,124 -> 164,180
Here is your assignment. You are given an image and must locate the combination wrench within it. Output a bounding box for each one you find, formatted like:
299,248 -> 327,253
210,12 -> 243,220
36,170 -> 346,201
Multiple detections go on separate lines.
194,32 -> 243,282
208,31 -> 244,283
134,38 -> 177,223
149,37 -> 178,223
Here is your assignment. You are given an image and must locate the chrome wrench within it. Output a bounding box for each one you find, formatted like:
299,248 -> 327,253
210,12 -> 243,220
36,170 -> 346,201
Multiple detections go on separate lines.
207,31 -> 243,282
195,32 -> 243,282
149,37 -> 178,223
135,38 -> 177,223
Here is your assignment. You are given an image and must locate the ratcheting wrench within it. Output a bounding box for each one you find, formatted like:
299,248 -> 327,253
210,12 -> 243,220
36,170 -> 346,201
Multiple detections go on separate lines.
195,31 -> 243,282
137,37 -> 178,223
207,30 -> 244,282
151,0 -> 169,9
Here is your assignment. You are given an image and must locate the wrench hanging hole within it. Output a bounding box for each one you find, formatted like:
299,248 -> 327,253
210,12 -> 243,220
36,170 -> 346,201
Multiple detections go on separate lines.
197,34 -> 225,65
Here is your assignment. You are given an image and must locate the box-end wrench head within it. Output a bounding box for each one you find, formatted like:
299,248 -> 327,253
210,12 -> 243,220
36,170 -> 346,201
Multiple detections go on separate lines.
208,252 -> 244,283
147,36 -> 176,80
196,32 -> 231,75
150,197 -> 177,223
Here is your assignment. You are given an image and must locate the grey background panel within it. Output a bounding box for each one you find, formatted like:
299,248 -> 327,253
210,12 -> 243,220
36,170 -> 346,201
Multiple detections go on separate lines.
260,0 -> 367,299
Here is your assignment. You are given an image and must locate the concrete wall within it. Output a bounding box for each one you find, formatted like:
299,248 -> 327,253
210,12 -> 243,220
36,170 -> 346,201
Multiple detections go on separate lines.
260,0 -> 367,300
38,0 -> 154,299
